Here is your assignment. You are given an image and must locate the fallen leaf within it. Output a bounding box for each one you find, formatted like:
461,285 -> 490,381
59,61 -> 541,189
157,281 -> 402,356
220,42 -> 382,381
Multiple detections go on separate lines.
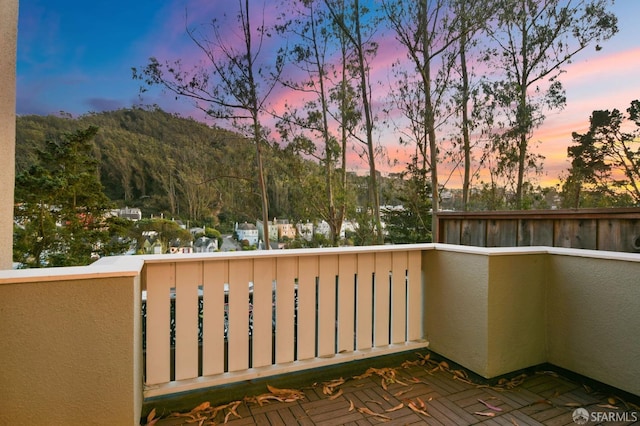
393,387 -> 413,397
385,403 -> 404,412
478,398 -> 503,411
453,369 -> 468,379
597,404 -> 619,409
407,400 -> 429,416
190,402 -> 211,413
474,411 -> 496,417
607,397 -> 617,405
357,406 -> 391,421
348,399 -> 355,411
328,389 -> 343,400
564,402 -> 582,407
146,408 -> 157,424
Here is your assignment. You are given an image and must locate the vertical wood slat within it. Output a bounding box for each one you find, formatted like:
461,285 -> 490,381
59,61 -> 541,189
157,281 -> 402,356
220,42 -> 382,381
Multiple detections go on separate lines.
145,263 -> 174,385
374,252 -> 391,347
406,251 -> 422,341
297,256 -> 318,360
337,254 -> 356,353
391,252 -> 407,344
252,258 -> 274,368
356,253 -> 374,350
174,262 -> 201,380
202,261 -> 227,376
275,257 -> 296,364
228,259 -> 251,372
317,255 -> 338,357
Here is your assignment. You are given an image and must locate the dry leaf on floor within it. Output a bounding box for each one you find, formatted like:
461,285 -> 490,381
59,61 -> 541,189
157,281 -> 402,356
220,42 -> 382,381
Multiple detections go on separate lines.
321,378 -> 345,395
348,399 -> 355,412
474,411 -> 496,417
328,389 -> 343,400
597,404 -> 619,409
144,408 -> 159,426
393,386 -> 413,397
478,398 -> 503,411
190,402 -> 211,413
357,406 -> 391,421
385,403 -> 404,412
407,400 -> 429,416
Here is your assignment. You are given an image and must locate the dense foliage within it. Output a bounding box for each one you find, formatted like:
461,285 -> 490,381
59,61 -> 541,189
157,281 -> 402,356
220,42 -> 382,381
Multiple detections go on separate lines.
14,126 -> 116,266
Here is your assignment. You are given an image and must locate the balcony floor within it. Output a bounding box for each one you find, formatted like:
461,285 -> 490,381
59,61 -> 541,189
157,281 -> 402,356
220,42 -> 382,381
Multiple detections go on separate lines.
147,354 -> 639,426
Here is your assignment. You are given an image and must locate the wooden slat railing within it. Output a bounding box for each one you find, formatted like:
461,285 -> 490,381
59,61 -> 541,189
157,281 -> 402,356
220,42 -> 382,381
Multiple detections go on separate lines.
142,246 -> 427,398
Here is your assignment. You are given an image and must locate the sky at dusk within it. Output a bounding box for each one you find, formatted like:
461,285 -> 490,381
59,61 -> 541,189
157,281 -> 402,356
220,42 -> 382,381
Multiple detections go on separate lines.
15,0 -> 640,188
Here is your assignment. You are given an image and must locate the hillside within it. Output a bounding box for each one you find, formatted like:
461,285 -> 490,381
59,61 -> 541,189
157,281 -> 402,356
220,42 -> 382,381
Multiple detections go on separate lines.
16,108 -> 270,227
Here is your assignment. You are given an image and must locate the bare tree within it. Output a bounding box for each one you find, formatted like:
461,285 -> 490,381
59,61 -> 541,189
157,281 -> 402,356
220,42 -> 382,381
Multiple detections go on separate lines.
383,0 -> 473,238
134,0 -> 285,248
275,0 -> 354,245
325,0 -> 384,243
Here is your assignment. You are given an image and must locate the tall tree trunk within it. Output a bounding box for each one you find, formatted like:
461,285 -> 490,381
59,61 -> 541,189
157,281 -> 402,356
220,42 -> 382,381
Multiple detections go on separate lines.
353,0 -> 383,243
459,14 -> 472,211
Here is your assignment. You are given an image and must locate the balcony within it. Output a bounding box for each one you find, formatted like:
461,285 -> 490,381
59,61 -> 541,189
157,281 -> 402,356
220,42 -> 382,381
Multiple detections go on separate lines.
1,244 -> 639,425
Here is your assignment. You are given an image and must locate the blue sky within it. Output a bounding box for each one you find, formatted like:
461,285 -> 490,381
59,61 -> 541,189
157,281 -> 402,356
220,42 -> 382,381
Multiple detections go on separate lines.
15,0 -> 640,185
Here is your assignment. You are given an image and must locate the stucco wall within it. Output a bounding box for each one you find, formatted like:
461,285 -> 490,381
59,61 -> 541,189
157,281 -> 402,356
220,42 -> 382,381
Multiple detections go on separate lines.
486,254 -> 546,377
0,0 -> 17,269
425,248 -> 547,378
424,249 -> 490,374
426,245 -> 640,397
546,252 -> 640,396
0,272 -> 142,425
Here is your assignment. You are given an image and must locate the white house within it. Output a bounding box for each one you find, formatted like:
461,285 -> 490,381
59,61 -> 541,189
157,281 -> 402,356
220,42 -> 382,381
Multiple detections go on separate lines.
296,221 -> 314,242
314,220 -> 332,239
235,222 -> 259,246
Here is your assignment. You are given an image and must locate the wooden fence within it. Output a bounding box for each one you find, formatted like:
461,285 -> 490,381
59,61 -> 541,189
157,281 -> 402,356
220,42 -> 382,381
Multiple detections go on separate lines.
437,208 -> 640,253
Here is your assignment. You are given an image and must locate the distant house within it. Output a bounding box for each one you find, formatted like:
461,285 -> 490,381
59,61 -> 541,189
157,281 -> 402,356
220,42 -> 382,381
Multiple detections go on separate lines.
296,221 -> 314,242
116,207 -> 142,221
274,218 -> 296,240
194,236 -> 218,253
315,220 -> 331,239
340,220 -> 357,238
189,227 -> 206,237
235,222 -> 259,246
144,238 -> 162,254
256,219 -> 279,243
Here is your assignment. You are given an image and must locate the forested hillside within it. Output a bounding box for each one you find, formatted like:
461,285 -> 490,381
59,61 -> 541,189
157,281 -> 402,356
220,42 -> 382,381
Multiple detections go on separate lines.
15,108 -> 384,230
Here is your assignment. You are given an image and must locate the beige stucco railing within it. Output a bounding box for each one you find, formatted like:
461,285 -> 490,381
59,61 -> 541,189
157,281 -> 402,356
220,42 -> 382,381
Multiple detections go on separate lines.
1,244 -> 639,425
142,245 -> 428,398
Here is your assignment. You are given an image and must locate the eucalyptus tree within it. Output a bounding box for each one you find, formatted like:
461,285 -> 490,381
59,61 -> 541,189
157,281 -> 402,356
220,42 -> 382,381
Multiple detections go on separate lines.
275,0 -> 356,245
449,0 -> 499,210
482,0 -> 617,208
383,0 -> 486,236
133,0 -> 285,248
324,0 -> 384,243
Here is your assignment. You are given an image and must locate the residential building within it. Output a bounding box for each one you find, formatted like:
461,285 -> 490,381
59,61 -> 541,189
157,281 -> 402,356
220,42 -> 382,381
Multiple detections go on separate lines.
235,222 -> 259,246
274,218 -> 296,240
296,221 -> 314,242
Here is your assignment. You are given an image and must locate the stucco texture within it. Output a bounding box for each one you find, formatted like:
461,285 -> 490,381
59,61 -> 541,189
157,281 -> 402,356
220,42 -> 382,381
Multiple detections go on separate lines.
0,275 -> 142,425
